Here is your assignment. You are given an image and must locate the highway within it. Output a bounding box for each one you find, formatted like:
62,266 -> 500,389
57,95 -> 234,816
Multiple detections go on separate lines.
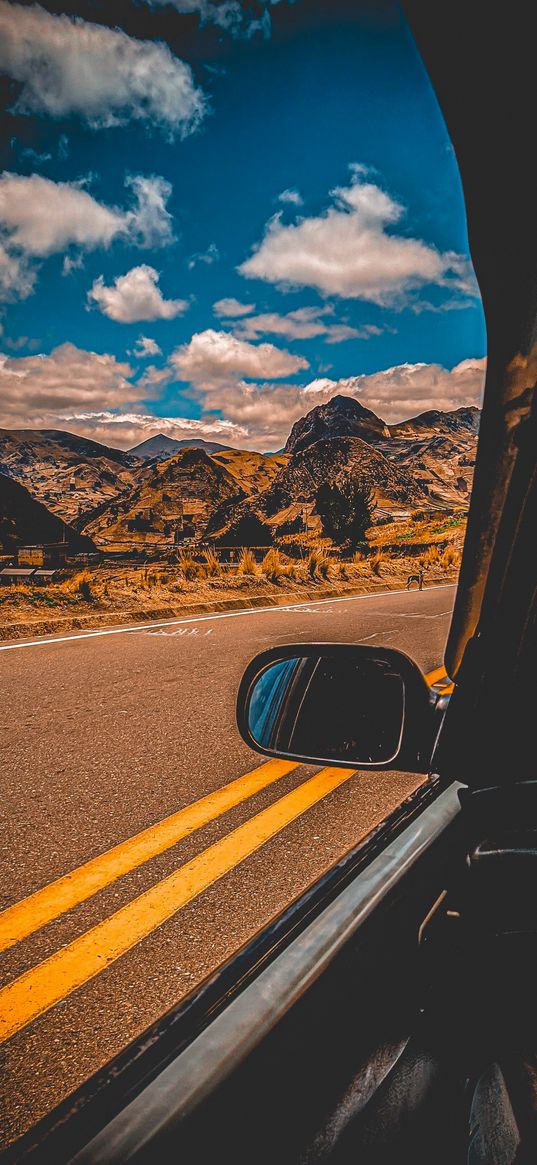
0,584 -> 455,1150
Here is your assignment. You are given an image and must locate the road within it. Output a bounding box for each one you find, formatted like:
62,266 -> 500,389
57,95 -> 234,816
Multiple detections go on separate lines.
0,584 -> 455,1150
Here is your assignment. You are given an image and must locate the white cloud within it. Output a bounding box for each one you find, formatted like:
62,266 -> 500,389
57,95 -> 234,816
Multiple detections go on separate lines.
0,0 -> 205,136
187,241 -> 219,269
0,172 -> 174,302
0,342 -> 142,428
62,253 -> 84,277
0,239 -> 35,302
88,265 -> 188,323
213,297 -> 255,318
146,0 -> 244,31
231,305 -> 377,343
239,168 -> 475,306
170,328 -> 309,390
277,188 -> 303,206
298,358 -> 487,422
132,336 -> 162,359
145,0 -> 279,38
0,172 -> 174,255
59,410 -> 247,450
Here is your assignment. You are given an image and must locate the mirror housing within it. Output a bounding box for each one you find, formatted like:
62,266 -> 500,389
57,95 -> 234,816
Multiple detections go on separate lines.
237,644 -> 438,774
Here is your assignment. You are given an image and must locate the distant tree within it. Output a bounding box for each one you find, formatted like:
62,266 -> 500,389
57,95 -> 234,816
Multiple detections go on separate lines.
316,480 -> 374,546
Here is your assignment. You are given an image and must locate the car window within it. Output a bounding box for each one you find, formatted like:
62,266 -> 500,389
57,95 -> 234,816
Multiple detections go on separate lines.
0,0 -> 485,1151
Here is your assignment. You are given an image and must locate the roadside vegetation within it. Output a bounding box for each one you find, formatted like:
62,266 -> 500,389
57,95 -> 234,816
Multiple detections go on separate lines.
0,511 -> 465,639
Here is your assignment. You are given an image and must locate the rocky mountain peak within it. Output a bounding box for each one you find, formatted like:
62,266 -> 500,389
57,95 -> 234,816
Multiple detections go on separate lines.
284,395 -> 391,455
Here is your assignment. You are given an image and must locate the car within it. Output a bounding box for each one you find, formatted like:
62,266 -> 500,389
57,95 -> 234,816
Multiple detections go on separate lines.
7,5 -> 536,1163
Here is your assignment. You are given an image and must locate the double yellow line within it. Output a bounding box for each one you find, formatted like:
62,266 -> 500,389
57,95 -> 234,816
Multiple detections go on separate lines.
1,662 -> 451,1044
0,760 -> 356,1043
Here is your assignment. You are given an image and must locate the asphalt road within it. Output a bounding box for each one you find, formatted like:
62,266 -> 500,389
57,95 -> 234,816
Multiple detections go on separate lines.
0,584 -> 455,1149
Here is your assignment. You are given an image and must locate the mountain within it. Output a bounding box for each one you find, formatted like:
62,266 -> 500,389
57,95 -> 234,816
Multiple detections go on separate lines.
129,434 -> 234,461
389,406 -> 481,438
0,428 -> 140,524
84,447 -> 245,547
0,397 -> 481,551
208,435 -> 425,541
0,472 -> 95,555
284,396 -> 480,508
284,395 -> 390,454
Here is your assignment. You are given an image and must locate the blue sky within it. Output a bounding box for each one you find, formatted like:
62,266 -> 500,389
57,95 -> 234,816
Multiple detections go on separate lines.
0,0 -> 486,450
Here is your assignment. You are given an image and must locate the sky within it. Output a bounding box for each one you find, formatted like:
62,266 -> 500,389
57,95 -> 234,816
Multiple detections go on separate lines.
0,0 -> 486,452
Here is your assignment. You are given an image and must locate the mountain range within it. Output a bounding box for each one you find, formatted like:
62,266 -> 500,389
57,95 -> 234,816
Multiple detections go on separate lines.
0,395 -> 480,553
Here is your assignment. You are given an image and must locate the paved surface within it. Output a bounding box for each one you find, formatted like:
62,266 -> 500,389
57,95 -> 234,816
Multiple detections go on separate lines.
0,584 -> 455,1149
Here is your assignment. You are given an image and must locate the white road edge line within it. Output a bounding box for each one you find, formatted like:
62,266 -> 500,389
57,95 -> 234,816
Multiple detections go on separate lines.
0,584 -> 457,652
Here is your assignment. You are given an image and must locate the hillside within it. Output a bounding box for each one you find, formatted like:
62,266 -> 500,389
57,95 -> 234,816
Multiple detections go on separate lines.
0,429 -> 140,524
84,447 -> 244,548
211,449 -> 288,494
0,472 -> 95,555
208,435 -> 425,542
129,434 -> 234,461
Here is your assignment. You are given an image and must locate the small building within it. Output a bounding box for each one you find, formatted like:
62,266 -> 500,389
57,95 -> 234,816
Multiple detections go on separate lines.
0,567 -> 37,584
33,569 -> 62,584
17,542 -> 69,568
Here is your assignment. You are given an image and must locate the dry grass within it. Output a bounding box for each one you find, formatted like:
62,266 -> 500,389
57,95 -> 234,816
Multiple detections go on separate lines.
440,546 -> 459,569
203,550 -> 221,577
423,545 -> 440,566
261,548 -> 284,582
60,569 -> 94,600
238,548 -> 257,575
307,548 -> 331,580
178,553 -> 202,581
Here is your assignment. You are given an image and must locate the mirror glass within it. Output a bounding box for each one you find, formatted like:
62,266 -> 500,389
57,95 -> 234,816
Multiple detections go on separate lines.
247,652 -> 405,766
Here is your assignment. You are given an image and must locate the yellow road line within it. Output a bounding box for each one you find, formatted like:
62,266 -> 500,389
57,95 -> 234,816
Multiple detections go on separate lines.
0,766 -> 356,1043
0,758 -> 299,955
424,665 -> 454,695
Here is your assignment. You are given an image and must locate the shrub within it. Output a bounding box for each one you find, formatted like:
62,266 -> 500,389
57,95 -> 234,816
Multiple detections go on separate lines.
370,554 -> 383,577
76,571 -> 94,600
238,548 -> 257,574
179,554 -> 202,580
203,550 -> 221,577
261,548 -> 284,581
440,546 -> 458,569
62,570 -> 94,600
307,548 -> 331,580
424,545 -> 440,565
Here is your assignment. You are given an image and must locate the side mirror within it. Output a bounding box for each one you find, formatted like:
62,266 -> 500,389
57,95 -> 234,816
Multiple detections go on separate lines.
237,644 -> 438,773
